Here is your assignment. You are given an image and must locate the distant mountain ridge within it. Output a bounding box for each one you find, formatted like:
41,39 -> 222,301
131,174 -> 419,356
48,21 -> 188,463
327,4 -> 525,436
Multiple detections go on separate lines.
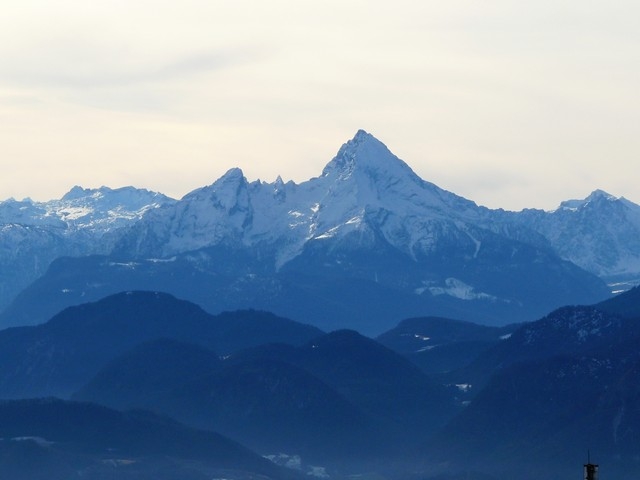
2,130 -> 638,332
111,131 -> 639,288
0,186 -> 174,313
0,185 -> 172,231
499,188 -> 640,287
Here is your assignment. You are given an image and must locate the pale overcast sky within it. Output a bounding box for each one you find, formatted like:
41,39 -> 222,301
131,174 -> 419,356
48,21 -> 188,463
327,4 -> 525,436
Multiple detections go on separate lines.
1,0 -> 638,210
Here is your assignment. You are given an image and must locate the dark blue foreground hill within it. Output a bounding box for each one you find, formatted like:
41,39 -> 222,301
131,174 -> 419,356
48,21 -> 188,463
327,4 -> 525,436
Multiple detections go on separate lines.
73,337 -> 384,469
448,304 -> 640,393
423,286 -> 640,480
231,330 -> 460,443
0,397 -> 296,480
427,333 -> 640,480
0,291 -> 323,398
74,331 -> 460,472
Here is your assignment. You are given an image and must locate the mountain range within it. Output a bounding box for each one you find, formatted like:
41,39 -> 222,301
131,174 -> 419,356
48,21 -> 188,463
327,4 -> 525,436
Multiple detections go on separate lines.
2,130 -> 640,479
0,291 -> 460,475
2,130 -> 638,333
2,286 -> 640,479
0,186 -> 173,314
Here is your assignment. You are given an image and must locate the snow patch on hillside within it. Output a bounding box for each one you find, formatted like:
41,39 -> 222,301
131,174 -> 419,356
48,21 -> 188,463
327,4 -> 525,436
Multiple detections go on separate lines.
416,278 -> 497,301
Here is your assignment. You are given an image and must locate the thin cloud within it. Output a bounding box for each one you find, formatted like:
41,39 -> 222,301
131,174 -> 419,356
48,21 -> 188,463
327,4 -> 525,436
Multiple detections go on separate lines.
0,47 -> 264,89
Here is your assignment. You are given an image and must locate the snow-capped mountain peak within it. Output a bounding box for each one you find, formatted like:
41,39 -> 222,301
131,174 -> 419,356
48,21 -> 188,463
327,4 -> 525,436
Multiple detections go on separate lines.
587,189 -> 617,201
315,131 -> 480,232
321,130 -> 419,183
184,168 -> 249,208
558,189 -> 618,211
120,130 -> 489,263
62,185 -> 96,200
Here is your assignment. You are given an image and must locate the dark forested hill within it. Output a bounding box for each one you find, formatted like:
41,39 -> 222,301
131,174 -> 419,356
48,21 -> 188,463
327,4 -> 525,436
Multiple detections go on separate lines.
0,397 -> 296,480
0,291 -> 322,398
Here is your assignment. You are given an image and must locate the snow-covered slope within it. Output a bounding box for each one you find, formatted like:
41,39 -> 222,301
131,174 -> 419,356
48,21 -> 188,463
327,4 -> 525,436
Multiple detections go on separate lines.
0,186 -> 172,234
118,130 -> 616,286
120,131 -> 489,263
501,189 -> 640,288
